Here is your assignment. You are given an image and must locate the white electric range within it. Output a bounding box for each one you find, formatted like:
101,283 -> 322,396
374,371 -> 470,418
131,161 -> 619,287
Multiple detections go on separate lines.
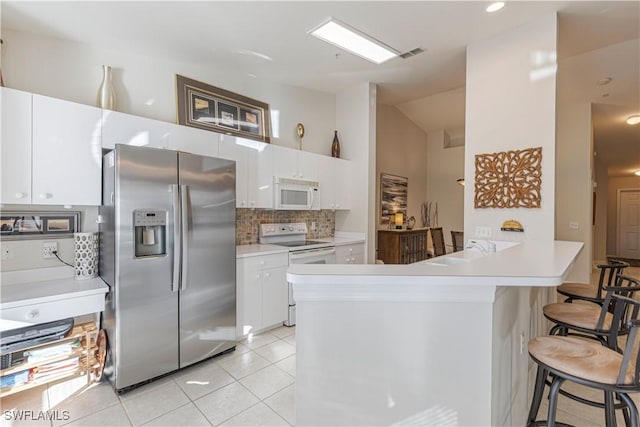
259,223 -> 335,326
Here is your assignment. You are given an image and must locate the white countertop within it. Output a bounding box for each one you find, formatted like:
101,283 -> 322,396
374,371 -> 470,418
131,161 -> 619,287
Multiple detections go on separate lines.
288,240 -> 583,289
236,232 -> 365,257
1,266 -> 109,310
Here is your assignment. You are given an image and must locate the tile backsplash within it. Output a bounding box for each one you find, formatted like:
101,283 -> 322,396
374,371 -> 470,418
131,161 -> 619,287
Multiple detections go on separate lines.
236,209 -> 335,245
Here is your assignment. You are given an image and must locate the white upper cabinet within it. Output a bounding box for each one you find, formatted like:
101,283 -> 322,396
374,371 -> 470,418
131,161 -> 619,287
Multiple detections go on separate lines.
32,95 -> 102,206
1,88 -> 32,204
318,155 -> 352,210
102,109 -> 169,149
167,123 -> 218,157
219,135 -> 273,208
272,145 -> 321,181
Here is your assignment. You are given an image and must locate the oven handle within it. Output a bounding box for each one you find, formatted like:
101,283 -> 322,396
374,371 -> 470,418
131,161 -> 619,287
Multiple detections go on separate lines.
290,247 -> 336,261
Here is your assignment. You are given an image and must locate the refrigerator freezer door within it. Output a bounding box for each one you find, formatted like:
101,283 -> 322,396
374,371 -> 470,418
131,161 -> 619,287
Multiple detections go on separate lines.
113,145 -> 180,389
178,152 -> 237,367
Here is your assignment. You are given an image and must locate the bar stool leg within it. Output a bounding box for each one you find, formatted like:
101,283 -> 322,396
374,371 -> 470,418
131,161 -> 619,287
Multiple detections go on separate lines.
618,393 -> 639,427
547,376 -> 566,427
527,365 -> 548,426
605,391 -> 616,427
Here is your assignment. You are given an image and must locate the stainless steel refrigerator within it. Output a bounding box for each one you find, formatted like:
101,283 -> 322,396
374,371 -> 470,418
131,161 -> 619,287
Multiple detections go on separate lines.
99,144 -> 236,392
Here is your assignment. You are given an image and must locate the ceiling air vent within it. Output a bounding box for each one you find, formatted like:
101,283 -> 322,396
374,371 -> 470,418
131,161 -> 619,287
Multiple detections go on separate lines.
399,47 -> 425,59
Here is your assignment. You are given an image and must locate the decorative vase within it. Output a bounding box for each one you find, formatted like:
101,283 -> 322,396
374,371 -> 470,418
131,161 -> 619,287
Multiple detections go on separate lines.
97,65 -> 116,110
331,130 -> 341,158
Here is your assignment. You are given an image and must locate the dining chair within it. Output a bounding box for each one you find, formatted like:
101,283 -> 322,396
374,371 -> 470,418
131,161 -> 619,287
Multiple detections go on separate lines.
451,231 -> 464,252
430,227 -> 446,257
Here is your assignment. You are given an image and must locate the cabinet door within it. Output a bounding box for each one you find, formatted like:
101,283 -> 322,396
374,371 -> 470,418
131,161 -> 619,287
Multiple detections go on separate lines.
32,95 -> 102,205
239,260 -> 263,336
167,123 -> 218,157
101,110 -> 168,149
318,155 -> 336,210
1,88 -> 32,204
297,150 -> 322,181
271,145 -> 299,179
336,243 -> 365,264
333,158 -> 352,210
218,135 -> 248,207
246,141 -> 273,209
261,266 -> 288,328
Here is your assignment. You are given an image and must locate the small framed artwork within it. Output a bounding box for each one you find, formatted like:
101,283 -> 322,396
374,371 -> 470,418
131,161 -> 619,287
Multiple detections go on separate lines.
176,75 -> 271,143
0,212 -> 80,240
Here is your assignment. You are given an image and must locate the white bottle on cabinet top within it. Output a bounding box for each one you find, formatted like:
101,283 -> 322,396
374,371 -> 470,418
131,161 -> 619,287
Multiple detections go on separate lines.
0,88 -> 32,204
32,94 -> 102,206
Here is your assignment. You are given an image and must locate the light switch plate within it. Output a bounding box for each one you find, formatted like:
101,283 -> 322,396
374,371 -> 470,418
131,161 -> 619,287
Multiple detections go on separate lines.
569,222 -> 579,230
475,226 -> 492,238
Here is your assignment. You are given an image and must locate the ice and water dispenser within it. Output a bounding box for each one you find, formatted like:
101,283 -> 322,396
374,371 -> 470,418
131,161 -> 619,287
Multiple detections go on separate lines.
134,210 -> 167,257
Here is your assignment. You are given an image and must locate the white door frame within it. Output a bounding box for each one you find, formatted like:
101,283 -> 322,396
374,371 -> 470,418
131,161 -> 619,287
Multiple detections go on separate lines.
617,188 -> 640,257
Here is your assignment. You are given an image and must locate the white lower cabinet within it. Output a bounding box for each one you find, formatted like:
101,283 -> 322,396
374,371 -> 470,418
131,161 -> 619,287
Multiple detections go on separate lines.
236,252 -> 288,337
336,242 -> 365,264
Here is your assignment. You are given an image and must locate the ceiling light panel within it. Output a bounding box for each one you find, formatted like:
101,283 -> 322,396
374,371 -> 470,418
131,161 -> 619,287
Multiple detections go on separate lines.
309,18 -> 398,64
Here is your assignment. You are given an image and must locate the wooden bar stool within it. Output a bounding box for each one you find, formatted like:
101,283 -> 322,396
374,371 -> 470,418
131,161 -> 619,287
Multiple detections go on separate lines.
451,230 -> 464,252
543,275 -> 640,351
527,293 -> 640,427
430,227 -> 446,257
557,260 -> 629,306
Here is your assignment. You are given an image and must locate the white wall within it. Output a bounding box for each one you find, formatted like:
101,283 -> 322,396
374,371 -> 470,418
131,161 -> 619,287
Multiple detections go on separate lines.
376,104 -> 428,230
607,176 -> 640,256
555,102 -> 592,282
594,160 -> 608,264
426,130 -> 465,246
1,28 -> 336,155
335,83 -> 376,262
464,14 -> 557,243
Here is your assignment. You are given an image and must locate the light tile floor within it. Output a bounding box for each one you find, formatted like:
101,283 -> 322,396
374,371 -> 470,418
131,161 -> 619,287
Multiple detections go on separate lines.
3,266 -> 640,427
1,327 -> 296,427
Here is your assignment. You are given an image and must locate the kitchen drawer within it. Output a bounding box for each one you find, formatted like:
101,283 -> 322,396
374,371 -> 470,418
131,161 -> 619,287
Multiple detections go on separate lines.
1,294 -> 105,328
242,253 -> 288,270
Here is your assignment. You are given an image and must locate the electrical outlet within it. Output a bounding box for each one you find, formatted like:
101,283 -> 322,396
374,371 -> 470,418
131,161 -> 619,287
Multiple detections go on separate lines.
475,226 -> 492,238
311,221 -> 317,231
43,242 -> 58,259
569,221 -> 579,230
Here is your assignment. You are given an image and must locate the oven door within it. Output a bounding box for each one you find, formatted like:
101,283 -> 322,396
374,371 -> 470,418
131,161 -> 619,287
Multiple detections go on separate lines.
289,247 -> 336,265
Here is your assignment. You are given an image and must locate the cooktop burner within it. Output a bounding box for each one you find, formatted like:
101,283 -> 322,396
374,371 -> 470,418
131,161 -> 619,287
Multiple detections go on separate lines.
274,240 -> 328,248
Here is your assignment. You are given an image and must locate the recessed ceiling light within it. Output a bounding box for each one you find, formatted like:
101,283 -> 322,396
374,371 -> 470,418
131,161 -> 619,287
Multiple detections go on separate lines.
309,18 -> 398,64
627,115 -> 640,125
486,2 -> 505,12
597,77 -> 612,86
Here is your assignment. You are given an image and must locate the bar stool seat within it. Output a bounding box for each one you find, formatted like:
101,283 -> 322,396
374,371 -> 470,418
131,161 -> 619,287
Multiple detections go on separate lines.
556,282 -> 597,300
543,302 -> 613,331
529,336 -> 631,385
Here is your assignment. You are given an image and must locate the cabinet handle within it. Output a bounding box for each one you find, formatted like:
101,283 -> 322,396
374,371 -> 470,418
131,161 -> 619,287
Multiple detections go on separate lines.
349,248 -> 353,252
15,192 -> 25,199
240,201 -> 246,207
255,274 -> 261,279
250,201 -> 255,207
344,257 -> 350,262
299,173 -> 303,178
39,193 -> 52,199
265,272 -> 271,278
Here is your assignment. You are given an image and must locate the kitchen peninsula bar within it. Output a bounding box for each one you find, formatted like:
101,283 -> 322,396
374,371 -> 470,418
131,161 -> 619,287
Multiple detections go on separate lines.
287,240 -> 583,426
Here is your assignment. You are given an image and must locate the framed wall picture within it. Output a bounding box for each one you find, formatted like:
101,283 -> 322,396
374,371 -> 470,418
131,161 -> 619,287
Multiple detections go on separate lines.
176,75 -> 271,143
0,212 -> 80,240
380,173 -> 408,224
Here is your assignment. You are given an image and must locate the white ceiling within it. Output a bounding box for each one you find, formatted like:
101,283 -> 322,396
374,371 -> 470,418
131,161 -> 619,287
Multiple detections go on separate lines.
2,1 -> 639,175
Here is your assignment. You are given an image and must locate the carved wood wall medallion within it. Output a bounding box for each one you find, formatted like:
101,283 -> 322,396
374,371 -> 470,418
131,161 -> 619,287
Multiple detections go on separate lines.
474,147 -> 542,208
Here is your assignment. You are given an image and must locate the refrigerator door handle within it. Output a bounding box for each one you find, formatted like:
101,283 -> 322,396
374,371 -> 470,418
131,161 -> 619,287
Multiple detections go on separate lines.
180,184 -> 189,291
172,184 -> 181,292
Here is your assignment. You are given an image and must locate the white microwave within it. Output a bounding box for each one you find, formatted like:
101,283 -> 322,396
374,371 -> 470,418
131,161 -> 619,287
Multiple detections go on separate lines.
274,177 -> 320,210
